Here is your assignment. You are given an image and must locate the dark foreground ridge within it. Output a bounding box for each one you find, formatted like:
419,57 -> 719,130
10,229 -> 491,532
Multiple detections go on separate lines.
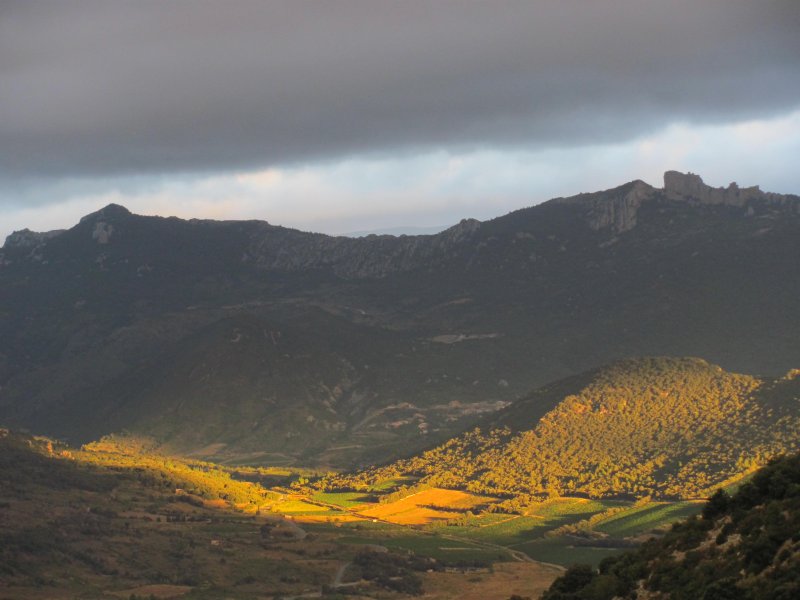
541,452 -> 800,600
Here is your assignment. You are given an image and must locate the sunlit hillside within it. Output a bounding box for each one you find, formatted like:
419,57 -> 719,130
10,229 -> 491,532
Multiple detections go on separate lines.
0,429 -> 563,599
326,358 -> 800,500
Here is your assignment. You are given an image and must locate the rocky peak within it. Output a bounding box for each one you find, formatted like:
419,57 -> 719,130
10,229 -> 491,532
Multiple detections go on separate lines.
554,169 -> 800,237
78,203 -> 131,244
78,203 -> 132,224
663,170 -> 796,208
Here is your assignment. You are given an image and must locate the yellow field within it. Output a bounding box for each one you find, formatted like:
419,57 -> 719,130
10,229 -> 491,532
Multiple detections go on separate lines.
359,488 -> 492,525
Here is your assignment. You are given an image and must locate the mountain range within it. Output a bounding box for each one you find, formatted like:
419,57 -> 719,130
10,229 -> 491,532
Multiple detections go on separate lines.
1,171 -> 798,467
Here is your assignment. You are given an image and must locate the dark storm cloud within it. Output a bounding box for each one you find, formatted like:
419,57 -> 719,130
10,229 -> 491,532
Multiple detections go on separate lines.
1,0 -> 799,189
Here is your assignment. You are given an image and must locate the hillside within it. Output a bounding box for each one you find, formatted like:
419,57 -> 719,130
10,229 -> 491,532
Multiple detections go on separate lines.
0,429 -> 563,599
0,429 -> 288,597
1,172 -> 799,466
326,358 -> 800,500
540,452 -> 800,600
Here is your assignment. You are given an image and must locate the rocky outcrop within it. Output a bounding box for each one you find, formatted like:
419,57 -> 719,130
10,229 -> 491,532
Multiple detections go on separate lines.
585,180 -> 653,234
663,170 -> 798,209
92,222 -> 114,244
558,180 -> 655,234
563,171 -> 800,236
2,228 -> 65,250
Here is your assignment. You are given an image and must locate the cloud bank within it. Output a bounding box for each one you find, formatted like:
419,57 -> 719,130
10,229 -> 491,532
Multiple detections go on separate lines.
2,0 -> 798,186
1,1 -> 799,239
3,109 -> 799,243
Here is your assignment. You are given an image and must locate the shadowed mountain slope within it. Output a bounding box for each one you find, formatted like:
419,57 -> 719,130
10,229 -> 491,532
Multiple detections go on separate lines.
1,172 -> 798,466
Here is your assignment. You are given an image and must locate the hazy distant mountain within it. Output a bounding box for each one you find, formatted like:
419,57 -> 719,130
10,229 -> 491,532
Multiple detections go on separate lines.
0,171 -> 798,467
340,224 -> 450,237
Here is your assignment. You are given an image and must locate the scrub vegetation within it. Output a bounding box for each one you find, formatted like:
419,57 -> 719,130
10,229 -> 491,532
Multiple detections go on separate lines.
325,358 -> 800,501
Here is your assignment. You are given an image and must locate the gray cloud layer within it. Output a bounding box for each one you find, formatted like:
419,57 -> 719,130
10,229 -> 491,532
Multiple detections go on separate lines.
2,0 -> 799,184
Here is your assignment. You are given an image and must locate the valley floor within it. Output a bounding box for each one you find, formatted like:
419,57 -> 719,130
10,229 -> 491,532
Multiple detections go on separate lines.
0,432 -> 707,599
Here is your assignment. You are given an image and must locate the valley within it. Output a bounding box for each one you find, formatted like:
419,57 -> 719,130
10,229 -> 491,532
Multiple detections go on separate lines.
3,350 -> 797,598
0,429 -> 704,599
5,3 -> 800,598
2,172 -> 800,599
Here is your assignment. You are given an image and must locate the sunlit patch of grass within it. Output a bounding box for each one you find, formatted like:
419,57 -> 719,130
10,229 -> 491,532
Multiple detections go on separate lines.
270,498 -> 331,513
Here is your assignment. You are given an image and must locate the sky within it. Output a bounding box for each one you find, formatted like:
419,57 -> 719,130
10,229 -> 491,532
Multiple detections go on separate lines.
2,0 -> 799,241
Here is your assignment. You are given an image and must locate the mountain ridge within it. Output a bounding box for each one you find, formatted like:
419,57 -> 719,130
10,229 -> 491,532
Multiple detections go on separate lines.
1,171 -> 799,467
5,170 -> 799,258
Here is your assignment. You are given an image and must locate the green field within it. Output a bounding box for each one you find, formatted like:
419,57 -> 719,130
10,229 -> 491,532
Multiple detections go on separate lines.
302,492 -> 703,571
440,515 -> 544,544
431,498 -> 626,546
270,498 -> 336,514
311,491 -> 374,508
327,519 -> 399,532
593,501 -> 702,537
514,537 -> 625,567
528,498 -> 626,521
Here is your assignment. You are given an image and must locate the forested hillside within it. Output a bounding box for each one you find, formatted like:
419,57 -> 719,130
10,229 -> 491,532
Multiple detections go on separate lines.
325,358 -> 800,500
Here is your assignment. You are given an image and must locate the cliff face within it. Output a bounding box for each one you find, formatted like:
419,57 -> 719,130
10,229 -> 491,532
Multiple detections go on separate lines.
558,180 -> 655,234
555,171 -> 800,237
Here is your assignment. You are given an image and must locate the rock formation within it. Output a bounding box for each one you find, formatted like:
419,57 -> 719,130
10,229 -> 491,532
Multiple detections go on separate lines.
580,180 -> 654,234
562,171 -> 800,236
3,228 -> 65,249
663,170 -> 797,209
